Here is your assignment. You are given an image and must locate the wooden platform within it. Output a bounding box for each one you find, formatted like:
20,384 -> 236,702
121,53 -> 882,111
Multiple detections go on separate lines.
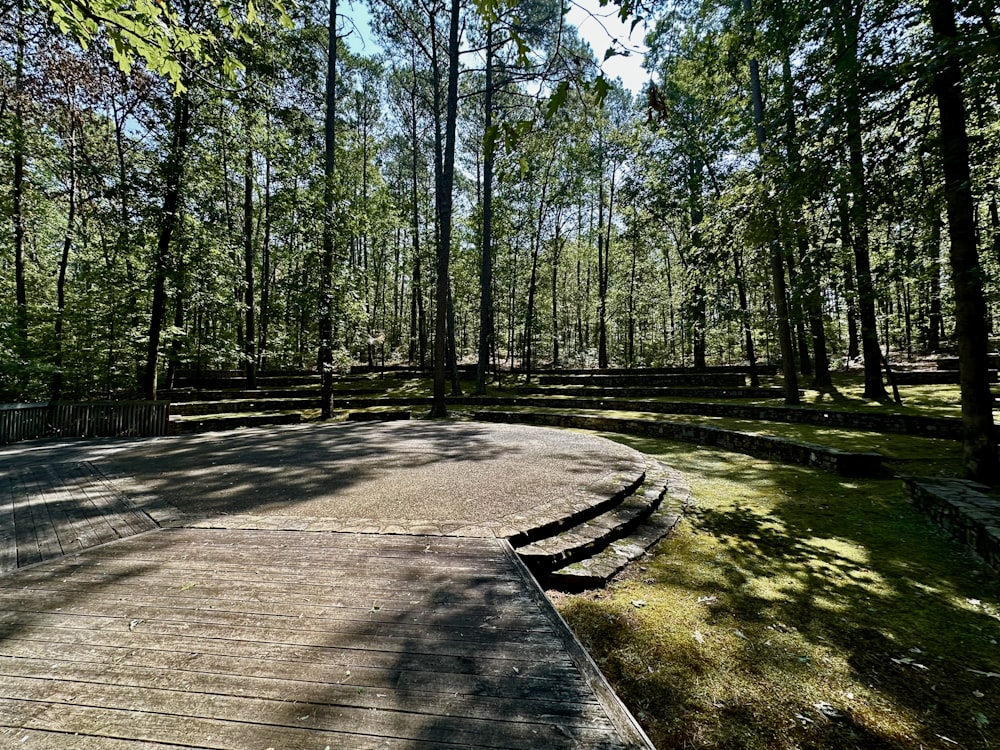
2,462 -> 161,574
0,528 -> 653,748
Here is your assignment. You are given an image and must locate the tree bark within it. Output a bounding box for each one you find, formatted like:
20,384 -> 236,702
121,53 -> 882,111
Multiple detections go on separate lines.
12,0 -> 29,390
476,21 -> 496,394
928,0 -> 999,482
744,0 -> 798,403
142,92 -> 190,401
837,0 -> 887,401
243,148 -> 257,389
319,0 -> 338,418
53,113 -> 77,401
431,0 -> 460,417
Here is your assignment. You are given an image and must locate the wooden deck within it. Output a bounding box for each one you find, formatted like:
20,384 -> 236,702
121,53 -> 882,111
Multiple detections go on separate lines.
0,528 -> 653,748
2,462 -> 161,574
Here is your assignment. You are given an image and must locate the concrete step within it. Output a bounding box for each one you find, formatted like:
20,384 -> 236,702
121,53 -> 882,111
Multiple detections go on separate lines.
518,385 -> 790,399
168,412 -> 302,434
517,459 -> 693,592
544,505 -> 686,591
175,374 -> 323,388
170,398 -> 320,416
163,387 -> 322,401
538,373 -> 747,388
515,460 -> 672,572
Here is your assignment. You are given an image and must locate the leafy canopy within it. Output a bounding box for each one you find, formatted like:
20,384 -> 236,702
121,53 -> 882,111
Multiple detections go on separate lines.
40,0 -> 289,91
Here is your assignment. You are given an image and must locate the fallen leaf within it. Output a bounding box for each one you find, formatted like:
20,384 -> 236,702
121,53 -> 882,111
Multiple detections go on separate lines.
734,629 -> 749,640
693,629 -> 705,644
697,595 -> 718,605
814,701 -> 843,720
631,599 -> 647,608
891,657 -> 929,670
968,669 -> 1000,678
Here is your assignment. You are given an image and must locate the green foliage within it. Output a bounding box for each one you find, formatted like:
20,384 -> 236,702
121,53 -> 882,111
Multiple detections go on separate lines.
38,0 -> 292,91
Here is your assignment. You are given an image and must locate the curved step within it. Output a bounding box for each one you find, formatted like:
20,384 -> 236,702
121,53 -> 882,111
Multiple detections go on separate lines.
516,460 -> 672,571
543,464 -> 693,591
168,411 -> 302,434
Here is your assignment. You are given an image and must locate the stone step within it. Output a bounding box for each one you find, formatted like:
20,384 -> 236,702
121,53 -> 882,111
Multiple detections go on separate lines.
170,398 -> 320,416
515,460 -> 672,572
345,410 -> 412,422
894,370 -> 998,385
175,374 -> 323,388
163,387 -> 322,401
474,410 -> 884,476
538,373 -> 747,388
167,412 -> 302,434
518,365 -> 779,377
518,385 -> 791,399
543,505 -> 686,592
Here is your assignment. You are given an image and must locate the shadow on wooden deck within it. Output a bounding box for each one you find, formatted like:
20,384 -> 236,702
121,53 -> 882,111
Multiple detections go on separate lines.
0,528 -> 654,748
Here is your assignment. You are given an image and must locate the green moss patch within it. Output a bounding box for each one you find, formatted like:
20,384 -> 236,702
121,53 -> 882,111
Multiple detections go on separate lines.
553,434 -> 1000,750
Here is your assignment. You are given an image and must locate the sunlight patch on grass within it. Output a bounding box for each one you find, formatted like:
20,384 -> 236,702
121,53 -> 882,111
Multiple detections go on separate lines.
553,433 -> 1000,749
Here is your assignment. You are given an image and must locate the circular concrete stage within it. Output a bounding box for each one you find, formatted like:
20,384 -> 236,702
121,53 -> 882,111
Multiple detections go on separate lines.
2,421 -> 648,537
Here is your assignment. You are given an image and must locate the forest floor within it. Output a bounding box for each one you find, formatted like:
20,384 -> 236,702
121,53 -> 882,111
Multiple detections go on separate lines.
544,399 -> 1000,750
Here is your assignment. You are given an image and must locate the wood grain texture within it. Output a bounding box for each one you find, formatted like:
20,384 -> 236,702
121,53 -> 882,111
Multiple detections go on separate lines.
2,463 -> 158,574
0,528 -> 651,749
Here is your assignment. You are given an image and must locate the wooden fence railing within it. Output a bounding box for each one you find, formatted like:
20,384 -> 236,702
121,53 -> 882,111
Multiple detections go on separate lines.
0,401 -> 170,445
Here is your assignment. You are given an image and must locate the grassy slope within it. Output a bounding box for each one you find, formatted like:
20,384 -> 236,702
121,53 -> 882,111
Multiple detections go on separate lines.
553,435 -> 1000,750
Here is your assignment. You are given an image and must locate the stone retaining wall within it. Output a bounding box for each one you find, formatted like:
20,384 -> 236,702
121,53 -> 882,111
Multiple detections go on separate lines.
474,410 -> 883,476
538,373 -> 747,388
331,395 -> 965,440
904,477 -> 1000,574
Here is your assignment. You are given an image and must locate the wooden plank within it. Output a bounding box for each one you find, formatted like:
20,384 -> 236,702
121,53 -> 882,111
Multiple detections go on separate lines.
13,468 -> 59,566
0,641 -> 589,703
501,540 -> 657,749
0,598 -> 561,646
0,620 -> 573,672
0,678 -> 622,750
0,529 -> 648,748
0,728 -> 181,750
37,464 -> 116,554
62,463 -> 156,539
0,657 -> 606,727
0,476 -> 16,574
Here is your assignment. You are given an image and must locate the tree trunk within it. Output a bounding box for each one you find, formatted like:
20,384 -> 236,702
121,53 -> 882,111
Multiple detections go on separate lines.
552,215 -> 562,368
733,249 -> 760,387
259,126 -> 272,370
927,216 -> 944,352
431,0 -> 461,417
837,0 -> 887,401
243,148 -> 257,389
743,2 -> 799,403
12,0 -> 29,390
477,22 -> 496,394
319,0 -> 338,418
53,115 -> 77,401
597,178 -> 610,369
142,92 -> 190,401
928,0 -> 999,482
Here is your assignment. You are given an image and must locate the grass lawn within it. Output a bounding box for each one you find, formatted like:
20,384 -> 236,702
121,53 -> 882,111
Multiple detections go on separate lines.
552,434 -> 1000,750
